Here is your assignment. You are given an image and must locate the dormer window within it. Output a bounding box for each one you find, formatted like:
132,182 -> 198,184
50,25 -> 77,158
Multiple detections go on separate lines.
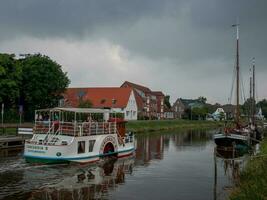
112,99 -> 117,105
100,99 -> 106,104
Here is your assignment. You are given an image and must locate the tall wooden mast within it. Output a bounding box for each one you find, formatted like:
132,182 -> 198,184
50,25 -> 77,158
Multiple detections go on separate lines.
249,76 -> 252,121
233,23 -> 240,126
252,58 -> 256,124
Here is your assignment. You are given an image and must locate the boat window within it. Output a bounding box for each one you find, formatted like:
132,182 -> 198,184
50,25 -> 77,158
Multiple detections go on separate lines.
78,141 -> 85,154
89,140 -> 95,152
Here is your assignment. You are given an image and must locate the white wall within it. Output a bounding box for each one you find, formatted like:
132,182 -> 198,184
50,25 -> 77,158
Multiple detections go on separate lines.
110,91 -> 138,120
124,91 -> 138,120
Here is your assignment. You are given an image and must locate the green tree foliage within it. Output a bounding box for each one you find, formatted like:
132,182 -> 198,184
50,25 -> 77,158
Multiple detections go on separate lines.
197,96 -> 207,104
183,106 -> 209,120
19,54 -> 70,119
164,95 -> 171,109
191,106 -> 209,120
78,100 -> 93,108
0,54 -> 21,107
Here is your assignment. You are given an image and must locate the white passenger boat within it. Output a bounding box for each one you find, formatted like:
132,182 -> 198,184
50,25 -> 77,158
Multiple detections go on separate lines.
24,107 -> 136,164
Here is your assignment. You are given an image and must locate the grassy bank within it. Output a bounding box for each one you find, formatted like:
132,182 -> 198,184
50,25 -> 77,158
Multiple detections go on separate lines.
126,119 -> 223,133
230,139 -> 267,200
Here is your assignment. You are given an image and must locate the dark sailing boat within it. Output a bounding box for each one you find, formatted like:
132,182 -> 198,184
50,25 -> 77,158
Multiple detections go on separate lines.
248,58 -> 262,143
214,24 -> 251,147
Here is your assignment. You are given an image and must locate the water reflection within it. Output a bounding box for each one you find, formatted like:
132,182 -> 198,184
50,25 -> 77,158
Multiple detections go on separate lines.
28,157 -> 134,200
135,129 -> 213,165
0,129 -> 250,200
213,147 -> 247,200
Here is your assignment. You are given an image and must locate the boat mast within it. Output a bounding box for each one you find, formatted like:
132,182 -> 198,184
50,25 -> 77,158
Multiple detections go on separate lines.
236,24 -> 240,126
252,58 -> 256,124
249,76 -> 252,122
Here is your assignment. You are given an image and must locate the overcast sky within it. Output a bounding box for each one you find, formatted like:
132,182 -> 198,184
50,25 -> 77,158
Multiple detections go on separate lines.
0,0 -> 266,104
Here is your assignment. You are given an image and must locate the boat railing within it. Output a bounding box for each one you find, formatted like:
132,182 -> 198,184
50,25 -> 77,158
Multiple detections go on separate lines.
33,120 -> 117,136
80,122 -> 117,136
34,121 -> 50,134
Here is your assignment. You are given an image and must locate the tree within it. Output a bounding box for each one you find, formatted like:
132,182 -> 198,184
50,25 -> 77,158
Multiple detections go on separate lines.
19,54 -> 70,119
0,54 -> 21,107
197,96 -> 207,104
191,106 -> 209,120
164,95 -> 171,109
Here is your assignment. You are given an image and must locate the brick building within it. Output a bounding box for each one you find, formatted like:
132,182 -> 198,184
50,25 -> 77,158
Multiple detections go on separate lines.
121,81 -> 165,119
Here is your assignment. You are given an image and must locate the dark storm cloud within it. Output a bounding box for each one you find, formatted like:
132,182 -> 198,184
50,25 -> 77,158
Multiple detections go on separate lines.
0,0 -> 266,102
0,0 -> 179,39
1,0 -> 266,68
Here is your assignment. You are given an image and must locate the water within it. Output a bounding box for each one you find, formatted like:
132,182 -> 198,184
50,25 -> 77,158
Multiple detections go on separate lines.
0,129 -> 247,200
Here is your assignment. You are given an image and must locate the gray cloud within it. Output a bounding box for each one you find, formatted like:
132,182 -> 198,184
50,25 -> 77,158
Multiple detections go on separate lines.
0,0 -> 266,103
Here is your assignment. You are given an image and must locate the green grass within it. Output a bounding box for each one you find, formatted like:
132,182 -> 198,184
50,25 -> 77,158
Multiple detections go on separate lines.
0,127 -> 18,136
230,139 -> 267,200
126,119 -> 223,133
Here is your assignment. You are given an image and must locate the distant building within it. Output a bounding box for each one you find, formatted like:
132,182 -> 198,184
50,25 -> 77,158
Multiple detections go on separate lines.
62,87 -> 138,120
121,81 -> 165,119
211,108 -> 226,121
172,98 -> 204,119
256,107 -> 265,120
164,106 -> 174,119
151,91 -> 165,119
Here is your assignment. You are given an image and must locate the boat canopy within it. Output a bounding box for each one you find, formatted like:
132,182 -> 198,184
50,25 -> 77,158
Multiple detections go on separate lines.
36,107 -> 111,114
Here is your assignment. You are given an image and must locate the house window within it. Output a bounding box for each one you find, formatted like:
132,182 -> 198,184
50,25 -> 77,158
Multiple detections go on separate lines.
89,140 -> 95,152
78,141 -> 85,154
126,111 -> 129,116
133,111 -> 136,116
100,99 -> 106,104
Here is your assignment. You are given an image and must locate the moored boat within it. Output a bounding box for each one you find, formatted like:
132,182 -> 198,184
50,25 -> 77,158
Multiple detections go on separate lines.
214,23 -> 251,147
24,107 -> 136,164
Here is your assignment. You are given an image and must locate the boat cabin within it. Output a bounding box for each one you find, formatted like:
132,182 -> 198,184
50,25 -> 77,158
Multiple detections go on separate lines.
33,107 -> 126,140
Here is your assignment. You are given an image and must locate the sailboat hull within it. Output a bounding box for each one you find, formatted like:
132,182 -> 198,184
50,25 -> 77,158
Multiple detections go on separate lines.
214,133 -> 250,147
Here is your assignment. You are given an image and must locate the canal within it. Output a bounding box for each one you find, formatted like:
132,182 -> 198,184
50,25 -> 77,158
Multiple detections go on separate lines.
0,129 -> 247,200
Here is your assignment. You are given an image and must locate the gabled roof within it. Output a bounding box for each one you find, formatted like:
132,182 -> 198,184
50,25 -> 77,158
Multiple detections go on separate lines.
151,91 -> 164,96
132,90 -> 144,109
179,98 -> 204,108
64,87 -> 133,108
121,81 -> 151,93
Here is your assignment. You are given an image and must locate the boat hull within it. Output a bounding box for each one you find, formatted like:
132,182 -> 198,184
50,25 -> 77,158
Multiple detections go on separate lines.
24,134 -> 136,164
214,133 -> 250,147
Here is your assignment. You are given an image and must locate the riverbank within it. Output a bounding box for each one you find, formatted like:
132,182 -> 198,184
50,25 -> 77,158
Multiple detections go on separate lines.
126,119 -> 223,133
230,139 -> 267,200
0,120 -> 223,136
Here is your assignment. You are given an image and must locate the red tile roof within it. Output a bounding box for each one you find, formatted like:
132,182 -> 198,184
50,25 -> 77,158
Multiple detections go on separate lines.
151,91 -> 164,96
121,81 -> 151,93
64,87 -> 133,108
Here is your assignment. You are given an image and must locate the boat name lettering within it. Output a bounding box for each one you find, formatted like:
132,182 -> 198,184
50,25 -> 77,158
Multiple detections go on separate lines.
26,145 -> 45,150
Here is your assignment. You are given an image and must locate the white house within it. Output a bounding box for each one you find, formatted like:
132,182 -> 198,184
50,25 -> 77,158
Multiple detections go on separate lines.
63,87 -> 138,120
212,108 -> 226,121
